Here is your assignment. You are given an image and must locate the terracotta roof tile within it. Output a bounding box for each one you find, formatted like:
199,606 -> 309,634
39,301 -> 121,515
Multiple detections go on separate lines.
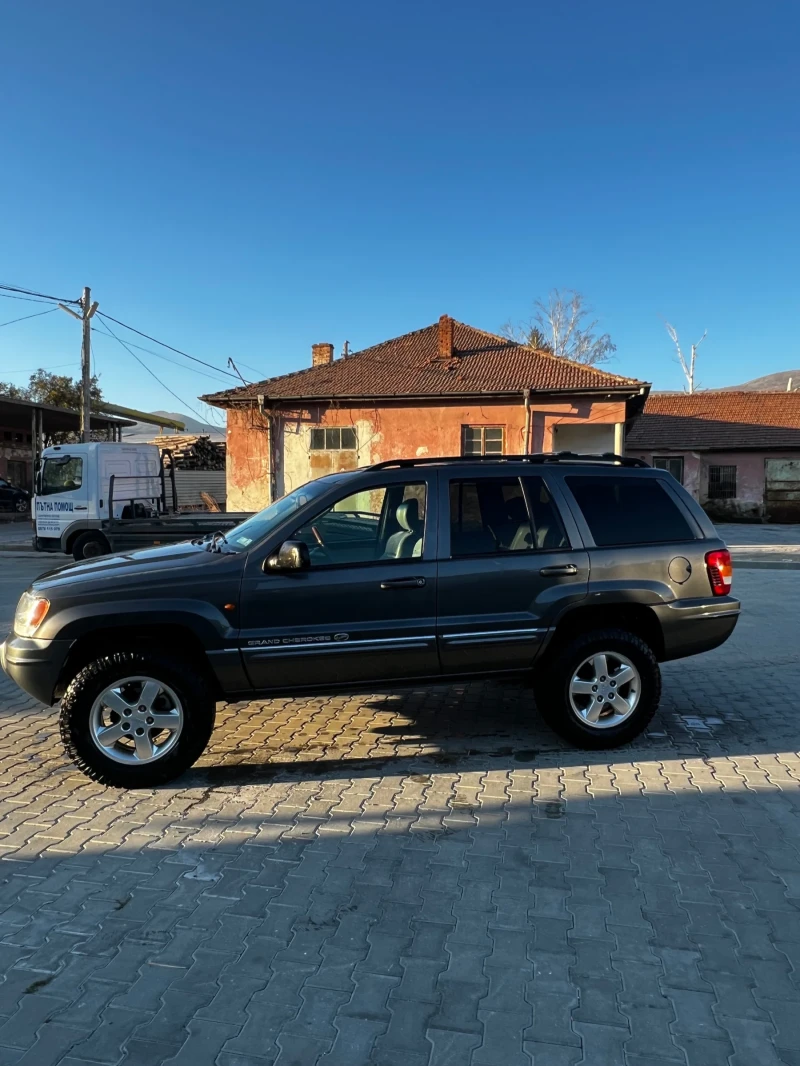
627,391 -> 800,450
203,318 -> 645,405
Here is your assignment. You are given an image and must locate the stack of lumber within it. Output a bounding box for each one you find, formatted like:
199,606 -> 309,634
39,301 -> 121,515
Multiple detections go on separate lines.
150,435 -> 226,470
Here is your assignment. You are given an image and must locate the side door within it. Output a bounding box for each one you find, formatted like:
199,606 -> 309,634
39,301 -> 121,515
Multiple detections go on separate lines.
35,453 -> 90,543
239,472 -> 440,690
436,471 -> 589,674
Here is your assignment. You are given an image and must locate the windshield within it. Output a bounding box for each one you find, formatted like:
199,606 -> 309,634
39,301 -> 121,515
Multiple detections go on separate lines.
40,456 -> 84,496
224,474 -> 349,551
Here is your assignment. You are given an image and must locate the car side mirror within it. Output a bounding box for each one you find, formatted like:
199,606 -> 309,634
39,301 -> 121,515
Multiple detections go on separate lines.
263,540 -> 310,572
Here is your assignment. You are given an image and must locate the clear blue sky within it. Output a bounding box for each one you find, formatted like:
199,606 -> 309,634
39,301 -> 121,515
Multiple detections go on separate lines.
1,1 -> 798,424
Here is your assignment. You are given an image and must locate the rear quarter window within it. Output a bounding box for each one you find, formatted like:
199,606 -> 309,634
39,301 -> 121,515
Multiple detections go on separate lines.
566,475 -> 695,546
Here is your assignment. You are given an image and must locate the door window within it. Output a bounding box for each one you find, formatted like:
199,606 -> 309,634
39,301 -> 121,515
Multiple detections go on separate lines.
448,477 -> 567,556
40,456 -> 84,496
290,482 -> 426,566
566,475 -> 695,546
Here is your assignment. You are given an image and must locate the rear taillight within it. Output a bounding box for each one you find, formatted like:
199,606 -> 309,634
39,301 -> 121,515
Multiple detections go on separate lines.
705,549 -> 733,596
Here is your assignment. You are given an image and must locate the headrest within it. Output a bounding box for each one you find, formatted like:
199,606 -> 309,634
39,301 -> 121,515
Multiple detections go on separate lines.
396,498 -> 420,532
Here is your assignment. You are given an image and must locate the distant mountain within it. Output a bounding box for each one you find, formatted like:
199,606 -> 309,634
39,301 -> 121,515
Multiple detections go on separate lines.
721,370 -> 800,391
123,409 -> 225,442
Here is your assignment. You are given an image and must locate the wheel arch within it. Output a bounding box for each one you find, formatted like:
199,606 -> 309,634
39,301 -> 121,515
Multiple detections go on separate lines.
55,623 -> 222,700
545,603 -> 665,662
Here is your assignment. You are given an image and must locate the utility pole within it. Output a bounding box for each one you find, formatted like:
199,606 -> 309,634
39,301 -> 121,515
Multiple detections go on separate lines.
60,287 -> 99,441
80,287 -> 98,442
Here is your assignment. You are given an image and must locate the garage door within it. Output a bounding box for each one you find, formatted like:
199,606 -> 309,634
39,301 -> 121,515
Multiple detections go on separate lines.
765,459 -> 800,522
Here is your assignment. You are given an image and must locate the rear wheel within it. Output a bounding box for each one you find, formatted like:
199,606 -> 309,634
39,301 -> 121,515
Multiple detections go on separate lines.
14,498 -> 28,513
535,628 -> 660,748
59,651 -> 215,786
72,531 -> 110,561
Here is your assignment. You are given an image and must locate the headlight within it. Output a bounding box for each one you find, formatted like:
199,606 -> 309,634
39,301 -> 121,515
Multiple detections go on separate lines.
14,593 -> 50,637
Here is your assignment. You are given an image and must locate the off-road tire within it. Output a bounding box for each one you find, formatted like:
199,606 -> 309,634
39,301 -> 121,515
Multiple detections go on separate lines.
59,650 -> 215,787
72,531 -> 110,561
535,627 -> 660,749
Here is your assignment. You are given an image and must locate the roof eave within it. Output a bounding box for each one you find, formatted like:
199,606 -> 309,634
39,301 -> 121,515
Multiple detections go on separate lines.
204,383 -> 649,409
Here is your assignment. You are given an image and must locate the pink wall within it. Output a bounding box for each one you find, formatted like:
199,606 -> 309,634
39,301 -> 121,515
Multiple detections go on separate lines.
633,448 -> 800,520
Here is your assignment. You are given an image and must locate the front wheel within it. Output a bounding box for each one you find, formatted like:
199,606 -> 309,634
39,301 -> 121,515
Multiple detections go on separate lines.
72,531 -> 110,561
59,651 -> 215,786
535,628 -> 660,749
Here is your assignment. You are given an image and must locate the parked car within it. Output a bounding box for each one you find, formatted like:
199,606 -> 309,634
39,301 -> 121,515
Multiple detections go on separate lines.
0,453 -> 740,788
0,477 -> 29,514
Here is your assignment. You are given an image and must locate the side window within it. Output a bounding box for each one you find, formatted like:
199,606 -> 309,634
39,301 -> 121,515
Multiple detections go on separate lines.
291,482 -> 426,566
449,477 -> 566,556
566,475 -> 695,546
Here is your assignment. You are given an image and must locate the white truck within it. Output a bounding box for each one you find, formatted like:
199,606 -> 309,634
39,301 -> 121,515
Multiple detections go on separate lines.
34,442 -> 249,560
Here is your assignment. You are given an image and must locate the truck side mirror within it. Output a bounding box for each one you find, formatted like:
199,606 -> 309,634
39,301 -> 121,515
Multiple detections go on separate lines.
263,540 -> 311,572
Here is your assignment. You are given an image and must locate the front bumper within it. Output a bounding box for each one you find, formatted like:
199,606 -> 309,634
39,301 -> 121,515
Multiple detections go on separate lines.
653,596 -> 741,662
0,634 -> 72,706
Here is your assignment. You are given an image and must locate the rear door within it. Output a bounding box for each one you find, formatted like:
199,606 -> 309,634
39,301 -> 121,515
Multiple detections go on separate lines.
436,471 -> 589,674
239,471 -> 440,690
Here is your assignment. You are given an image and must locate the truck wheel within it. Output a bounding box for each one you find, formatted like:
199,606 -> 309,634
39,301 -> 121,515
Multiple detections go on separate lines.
535,628 -> 660,749
59,651 -> 215,787
72,532 -> 110,561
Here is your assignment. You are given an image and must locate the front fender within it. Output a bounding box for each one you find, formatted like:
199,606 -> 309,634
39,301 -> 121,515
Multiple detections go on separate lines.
41,598 -> 237,650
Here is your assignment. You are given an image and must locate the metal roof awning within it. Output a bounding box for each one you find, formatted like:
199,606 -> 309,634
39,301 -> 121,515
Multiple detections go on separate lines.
0,393 -> 135,434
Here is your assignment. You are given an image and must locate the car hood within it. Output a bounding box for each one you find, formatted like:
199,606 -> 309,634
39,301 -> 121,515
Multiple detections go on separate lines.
33,539 -> 238,591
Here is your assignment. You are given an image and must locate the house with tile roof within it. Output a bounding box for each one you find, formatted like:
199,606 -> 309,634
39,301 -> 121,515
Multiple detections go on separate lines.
203,314 -> 649,511
627,391 -> 800,521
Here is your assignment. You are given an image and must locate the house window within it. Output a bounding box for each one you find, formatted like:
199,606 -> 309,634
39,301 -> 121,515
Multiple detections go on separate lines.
653,456 -> 684,484
310,427 -> 357,451
708,465 -> 737,500
462,426 -> 503,456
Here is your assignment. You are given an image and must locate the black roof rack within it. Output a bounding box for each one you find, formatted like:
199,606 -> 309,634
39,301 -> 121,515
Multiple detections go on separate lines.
368,452 -> 650,471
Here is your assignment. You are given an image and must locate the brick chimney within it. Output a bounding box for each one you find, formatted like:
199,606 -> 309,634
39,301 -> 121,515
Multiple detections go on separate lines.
438,315 -> 454,358
311,343 -> 334,367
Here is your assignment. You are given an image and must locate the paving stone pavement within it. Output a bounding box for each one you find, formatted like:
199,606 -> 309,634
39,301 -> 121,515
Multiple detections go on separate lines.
0,568 -> 799,1065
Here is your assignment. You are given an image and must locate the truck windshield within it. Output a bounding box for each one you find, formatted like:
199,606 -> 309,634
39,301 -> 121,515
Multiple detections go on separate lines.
40,456 -> 84,496
225,474 -> 349,551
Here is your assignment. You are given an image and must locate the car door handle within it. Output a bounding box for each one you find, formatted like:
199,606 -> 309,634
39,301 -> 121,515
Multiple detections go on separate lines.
74,506 -> 88,511
539,564 -> 579,576
380,577 -> 426,589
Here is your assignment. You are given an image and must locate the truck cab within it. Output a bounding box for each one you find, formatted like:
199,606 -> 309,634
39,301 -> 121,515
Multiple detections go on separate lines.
35,443 -> 163,558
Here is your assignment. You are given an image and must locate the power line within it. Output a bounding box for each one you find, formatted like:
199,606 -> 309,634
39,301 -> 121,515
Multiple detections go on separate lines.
96,311 -> 239,380
0,307 -> 57,329
93,316 -> 225,426
0,292 -> 58,306
90,327 -> 233,384
1,362 -> 77,374
0,282 -> 80,304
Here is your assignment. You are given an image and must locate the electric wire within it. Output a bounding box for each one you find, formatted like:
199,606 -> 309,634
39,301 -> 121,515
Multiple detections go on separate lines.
91,328 -> 234,385
96,311 -> 239,380
93,316 -> 225,426
0,307 -> 58,329
0,283 -> 80,304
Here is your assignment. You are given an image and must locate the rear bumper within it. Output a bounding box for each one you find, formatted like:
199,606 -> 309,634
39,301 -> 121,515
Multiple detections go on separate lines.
653,596 -> 740,662
0,635 -> 72,706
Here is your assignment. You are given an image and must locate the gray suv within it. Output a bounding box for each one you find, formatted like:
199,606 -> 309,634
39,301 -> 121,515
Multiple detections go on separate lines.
0,454 -> 739,788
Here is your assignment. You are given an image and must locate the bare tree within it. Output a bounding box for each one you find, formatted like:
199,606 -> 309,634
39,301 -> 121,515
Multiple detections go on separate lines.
502,289 -> 616,365
664,322 -> 707,393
